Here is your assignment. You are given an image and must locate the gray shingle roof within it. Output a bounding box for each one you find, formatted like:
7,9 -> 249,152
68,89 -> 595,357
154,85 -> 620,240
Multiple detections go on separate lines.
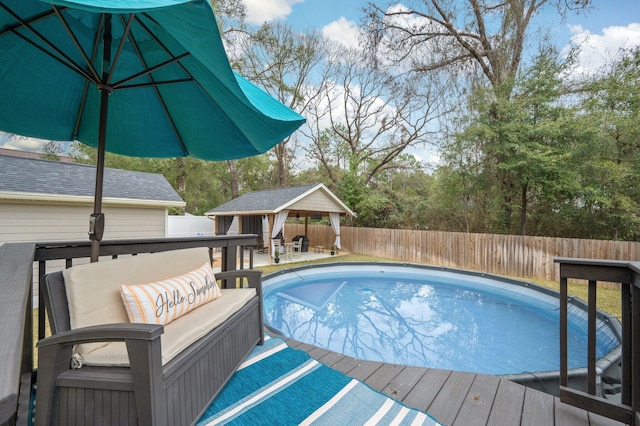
0,154 -> 183,203
206,184 -> 319,214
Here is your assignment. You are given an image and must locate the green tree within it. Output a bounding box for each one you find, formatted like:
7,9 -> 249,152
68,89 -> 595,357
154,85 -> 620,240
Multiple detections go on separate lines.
69,142 -> 236,215
442,48 -> 589,235
41,140 -> 64,161
576,48 -> 640,239
364,0 -> 593,230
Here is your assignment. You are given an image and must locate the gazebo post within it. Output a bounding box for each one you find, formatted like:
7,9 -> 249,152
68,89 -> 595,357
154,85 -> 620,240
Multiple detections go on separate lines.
237,215 -> 243,234
268,213 -> 275,264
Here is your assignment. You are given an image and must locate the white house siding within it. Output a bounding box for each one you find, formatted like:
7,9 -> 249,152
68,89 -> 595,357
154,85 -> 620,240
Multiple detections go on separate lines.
0,202 -> 167,243
0,202 -> 168,307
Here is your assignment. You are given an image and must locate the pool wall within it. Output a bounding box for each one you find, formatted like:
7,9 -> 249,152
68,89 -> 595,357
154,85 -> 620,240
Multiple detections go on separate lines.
263,261 -> 623,398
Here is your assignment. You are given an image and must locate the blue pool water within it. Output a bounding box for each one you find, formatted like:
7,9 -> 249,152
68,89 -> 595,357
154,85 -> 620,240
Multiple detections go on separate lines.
263,263 -> 620,376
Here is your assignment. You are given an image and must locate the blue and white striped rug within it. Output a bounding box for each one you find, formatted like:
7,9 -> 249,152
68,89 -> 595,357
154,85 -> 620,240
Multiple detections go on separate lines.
196,337 -> 441,425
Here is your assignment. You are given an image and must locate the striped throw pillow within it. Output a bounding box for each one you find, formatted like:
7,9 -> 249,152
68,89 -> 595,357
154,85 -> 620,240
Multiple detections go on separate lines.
120,262 -> 221,325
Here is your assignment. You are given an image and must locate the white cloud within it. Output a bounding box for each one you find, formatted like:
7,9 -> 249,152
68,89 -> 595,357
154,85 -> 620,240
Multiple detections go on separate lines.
243,0 -> 303,25
0,133 -> 47,152
566,23 -> 640,76
322,17 -> 360,49
407,146 -> 441,170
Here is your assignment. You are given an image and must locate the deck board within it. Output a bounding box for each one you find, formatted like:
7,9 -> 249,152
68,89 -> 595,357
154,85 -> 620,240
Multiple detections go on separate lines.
486,379 -> 526,425
343,359 -> 382,381
454,374 -> 501,425
382,365 -> 429,401
521,387 -> 555,426
403,368 -> 452,413
428,371 -> 477,425
285,337 -> 624,425
315,350 -> 346,367
588,412 -> 626,426
365,363 -> 406,392
554,396 -> 590,425
330,354 -> 364,374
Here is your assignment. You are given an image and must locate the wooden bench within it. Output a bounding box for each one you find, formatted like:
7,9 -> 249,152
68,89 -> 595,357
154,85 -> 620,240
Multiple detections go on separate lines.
35,247 -> 263,426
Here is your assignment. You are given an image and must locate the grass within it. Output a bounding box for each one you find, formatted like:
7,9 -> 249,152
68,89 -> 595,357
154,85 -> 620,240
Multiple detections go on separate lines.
523,277 -> 621,320
256,253 -> 622,320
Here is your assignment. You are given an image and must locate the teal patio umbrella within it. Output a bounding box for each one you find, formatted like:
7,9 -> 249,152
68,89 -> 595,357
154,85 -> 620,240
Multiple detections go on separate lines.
0,0 -> 305,261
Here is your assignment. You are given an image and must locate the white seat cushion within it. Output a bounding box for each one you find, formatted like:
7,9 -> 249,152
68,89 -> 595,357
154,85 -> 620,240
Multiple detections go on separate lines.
64,248 -> 213,330
76,288 -> 256,367
60,247 -> 236,365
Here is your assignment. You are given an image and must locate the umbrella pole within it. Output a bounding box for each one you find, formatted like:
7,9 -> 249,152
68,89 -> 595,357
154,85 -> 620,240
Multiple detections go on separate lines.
89,93 -> 107,262
90,15 -> 112,263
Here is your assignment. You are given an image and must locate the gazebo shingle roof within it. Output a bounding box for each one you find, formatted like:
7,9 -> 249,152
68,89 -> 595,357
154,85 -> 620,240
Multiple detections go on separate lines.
205,183 -> 355,216
207,184 -> 317,214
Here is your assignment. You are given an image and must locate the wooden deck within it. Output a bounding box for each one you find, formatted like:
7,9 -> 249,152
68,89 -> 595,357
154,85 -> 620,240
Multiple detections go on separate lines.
285,338 -> 625,426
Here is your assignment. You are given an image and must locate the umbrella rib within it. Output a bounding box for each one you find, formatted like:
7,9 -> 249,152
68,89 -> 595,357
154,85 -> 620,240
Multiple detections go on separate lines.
118,78 -> 193,89
0,3 -> 98,84
51,6 -> 100,83
73,17 -> 104,140
111,52 -> 191,89
0,5 -> 58,37
117,13 -> 188,155
106,14 -> 135,86
134,13 -> 242,133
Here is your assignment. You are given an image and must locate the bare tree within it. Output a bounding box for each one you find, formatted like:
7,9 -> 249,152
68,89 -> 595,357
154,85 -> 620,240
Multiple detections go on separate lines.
41,140 -> 64,161
302,46 -> 450,186
235,22 -> 328,187
364,0 -> 592,99
209,0 -> 246,35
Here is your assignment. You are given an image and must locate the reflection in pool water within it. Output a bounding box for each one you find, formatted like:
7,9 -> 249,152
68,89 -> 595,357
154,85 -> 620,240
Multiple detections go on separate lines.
263,264 -> 620,376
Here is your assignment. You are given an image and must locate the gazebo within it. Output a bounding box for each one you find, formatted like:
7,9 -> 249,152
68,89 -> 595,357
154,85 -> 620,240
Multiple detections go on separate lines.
205,183 -> 356,261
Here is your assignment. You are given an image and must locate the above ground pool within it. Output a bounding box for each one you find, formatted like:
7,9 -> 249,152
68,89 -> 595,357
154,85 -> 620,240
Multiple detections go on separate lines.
263,262 -> 621,379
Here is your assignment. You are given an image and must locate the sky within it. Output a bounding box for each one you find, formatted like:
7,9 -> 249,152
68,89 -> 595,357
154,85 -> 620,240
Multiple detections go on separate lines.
244,0 -> 640,72
241,0 -> 640,165
2,0 -> 640,158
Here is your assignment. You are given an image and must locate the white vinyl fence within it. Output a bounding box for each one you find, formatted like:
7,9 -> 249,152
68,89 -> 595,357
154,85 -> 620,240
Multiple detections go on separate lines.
167,215 -> 215,237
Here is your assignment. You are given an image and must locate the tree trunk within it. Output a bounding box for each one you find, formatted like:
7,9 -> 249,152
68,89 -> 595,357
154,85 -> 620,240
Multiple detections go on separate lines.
274,143 -> 287,187
227,160 -> 239,199
175,158 -> 186,194
520,182 -> 528,235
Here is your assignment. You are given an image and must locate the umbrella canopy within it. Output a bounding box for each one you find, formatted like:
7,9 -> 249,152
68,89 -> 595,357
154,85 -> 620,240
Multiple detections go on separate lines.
0,0 -> 305,260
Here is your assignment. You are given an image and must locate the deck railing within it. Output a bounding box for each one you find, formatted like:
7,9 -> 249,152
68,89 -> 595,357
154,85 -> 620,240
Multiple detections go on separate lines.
556,257 -> 640,425
0,235 -> 257,426
0,243 -> 35,426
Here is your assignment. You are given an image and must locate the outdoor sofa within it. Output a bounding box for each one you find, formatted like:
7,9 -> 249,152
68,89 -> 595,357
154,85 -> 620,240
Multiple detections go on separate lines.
35,247 -> 263,426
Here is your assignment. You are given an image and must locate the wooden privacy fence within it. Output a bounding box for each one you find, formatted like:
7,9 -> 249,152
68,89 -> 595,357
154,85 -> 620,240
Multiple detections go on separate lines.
284,223 -> 640,282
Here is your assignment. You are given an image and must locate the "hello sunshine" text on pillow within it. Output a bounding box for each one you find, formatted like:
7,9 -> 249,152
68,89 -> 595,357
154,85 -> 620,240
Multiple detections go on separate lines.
120,262 -> 221,325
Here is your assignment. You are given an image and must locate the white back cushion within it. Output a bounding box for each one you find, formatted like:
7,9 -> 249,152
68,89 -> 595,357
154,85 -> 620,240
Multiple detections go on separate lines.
63,247 -> 212,330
